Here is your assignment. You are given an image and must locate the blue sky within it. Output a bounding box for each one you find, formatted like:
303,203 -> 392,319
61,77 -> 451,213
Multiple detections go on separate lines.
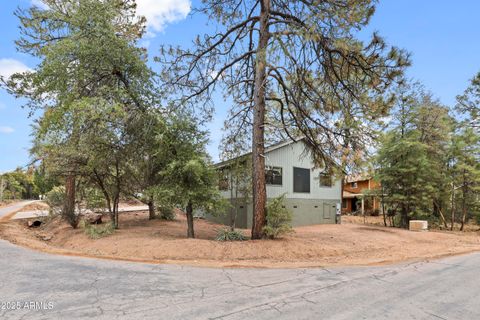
0,0 -> 479,172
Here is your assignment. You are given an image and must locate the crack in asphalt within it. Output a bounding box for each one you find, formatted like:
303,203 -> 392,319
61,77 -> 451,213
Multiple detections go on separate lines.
1,239 -> 480,320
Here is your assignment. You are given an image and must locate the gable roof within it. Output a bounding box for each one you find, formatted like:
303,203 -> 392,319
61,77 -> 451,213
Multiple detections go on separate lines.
215,137 -> 306,169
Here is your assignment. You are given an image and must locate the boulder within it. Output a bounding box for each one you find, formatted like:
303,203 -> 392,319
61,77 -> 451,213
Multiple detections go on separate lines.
85,213 -> 103,225
409,220 -> 428,232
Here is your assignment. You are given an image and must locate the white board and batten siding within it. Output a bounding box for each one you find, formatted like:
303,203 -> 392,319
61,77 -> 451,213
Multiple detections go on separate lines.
213,139 -> 342,227
263,140 -> 341,200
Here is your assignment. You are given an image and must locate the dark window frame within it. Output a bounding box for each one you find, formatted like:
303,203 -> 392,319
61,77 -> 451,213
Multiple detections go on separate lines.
293,167 -> 310,193
265,165 -> 283,186
319,172 -> 333,187
218,170 -> 229,191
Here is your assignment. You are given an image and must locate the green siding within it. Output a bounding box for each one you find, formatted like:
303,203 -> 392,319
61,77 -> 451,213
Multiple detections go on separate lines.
207,198 -> 339,229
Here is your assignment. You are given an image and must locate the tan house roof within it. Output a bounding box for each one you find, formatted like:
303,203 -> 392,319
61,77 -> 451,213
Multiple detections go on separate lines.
344,173 -> 372,183
342,191 -> 363,199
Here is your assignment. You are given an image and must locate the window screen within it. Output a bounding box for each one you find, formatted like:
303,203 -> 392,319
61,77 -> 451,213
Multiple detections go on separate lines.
265,166 -> 282,185
319,173 -> 332,187
293,167 -> 310,193
218,171 -> 229,190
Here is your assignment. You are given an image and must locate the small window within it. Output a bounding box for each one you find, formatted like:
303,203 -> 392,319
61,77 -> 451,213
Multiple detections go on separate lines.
293,167 -> 310,193
218,171 -> 229,191
319,173 -> 332,187
351,182 -> 358,188
265,166 -> 282,185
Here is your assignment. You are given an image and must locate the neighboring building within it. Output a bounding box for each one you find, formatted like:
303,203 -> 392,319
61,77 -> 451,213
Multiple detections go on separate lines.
209,138 -> 342,228
342,174 -> 381,214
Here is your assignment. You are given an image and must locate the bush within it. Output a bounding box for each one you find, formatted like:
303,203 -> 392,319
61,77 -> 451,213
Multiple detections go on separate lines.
158,206 -> 176,220
45,186 -> 66,215
215,228 -> 247,241
81,220 -> 115,239
263,195 -> 293,239
474,213 -> 480,226
84,188 -> 106,213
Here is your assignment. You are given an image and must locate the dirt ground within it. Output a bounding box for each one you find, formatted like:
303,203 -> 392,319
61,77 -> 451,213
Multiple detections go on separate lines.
342,214 -> 480,232
21,201 -> 50,211
1,210 -> 480,268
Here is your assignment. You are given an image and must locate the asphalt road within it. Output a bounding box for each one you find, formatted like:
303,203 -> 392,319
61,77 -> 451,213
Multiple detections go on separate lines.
0,239 -> 479,319
0,201 -> 38,219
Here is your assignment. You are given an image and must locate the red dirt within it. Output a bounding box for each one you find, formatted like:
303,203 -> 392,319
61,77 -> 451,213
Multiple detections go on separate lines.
1,211 -> 480,268
21,201 -> 50,212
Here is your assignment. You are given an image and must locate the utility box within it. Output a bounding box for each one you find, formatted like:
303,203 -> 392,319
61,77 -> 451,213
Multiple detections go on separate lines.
409,220 -> 428,232
335,203 -> 341,224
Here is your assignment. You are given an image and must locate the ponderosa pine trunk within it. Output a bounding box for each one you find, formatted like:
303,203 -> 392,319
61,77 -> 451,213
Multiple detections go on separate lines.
186,201 -> 195,238
460,170 -> 467,231
148,198 -> 155,220
451,183 -> 455,231
400,205 -> 408,229
63,174 -> 78,228
251,0 -> 270,240
113,196 -> 120,229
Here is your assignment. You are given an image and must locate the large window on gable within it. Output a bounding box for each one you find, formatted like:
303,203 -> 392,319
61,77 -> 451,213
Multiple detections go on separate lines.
293,167 -> 310,193
265,166 -> 282,185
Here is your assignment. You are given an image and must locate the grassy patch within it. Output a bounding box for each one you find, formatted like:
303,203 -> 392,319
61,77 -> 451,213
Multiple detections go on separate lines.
215,228 -> 247,241
81,220 -> 115,239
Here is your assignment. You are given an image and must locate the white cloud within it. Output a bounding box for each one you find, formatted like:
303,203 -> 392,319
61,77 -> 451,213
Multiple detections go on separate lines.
0,59 -> 31,80
135,0 -> 191,33
0,126 -> 14,134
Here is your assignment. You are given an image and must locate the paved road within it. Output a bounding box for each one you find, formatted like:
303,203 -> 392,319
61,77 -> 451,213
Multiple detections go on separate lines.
0,240 -> 479,319
0,201 -> 38,220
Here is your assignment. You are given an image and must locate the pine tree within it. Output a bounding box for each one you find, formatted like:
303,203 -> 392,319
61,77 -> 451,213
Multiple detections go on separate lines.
376,85 -> 452,228
159,0 -> 409,238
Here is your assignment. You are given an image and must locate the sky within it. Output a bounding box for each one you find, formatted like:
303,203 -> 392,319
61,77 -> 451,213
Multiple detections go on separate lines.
0,0 -> 479,172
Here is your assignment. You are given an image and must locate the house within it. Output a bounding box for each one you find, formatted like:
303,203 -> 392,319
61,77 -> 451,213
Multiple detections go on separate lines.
209,138 -> 342,228
342,174 -> 381,215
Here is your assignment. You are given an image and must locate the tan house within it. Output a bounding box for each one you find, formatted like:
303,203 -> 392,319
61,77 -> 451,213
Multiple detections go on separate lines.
342,174 -> 381,215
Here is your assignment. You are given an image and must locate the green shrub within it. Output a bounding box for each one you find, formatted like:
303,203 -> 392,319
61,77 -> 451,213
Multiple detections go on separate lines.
81,220 -> 115,239
215,228 -> 247,241
263,195 -> 293,239
158,206 -> 176,220
45,186 -> 66,215
474,213 -> 480,225
84,188 -> 106,213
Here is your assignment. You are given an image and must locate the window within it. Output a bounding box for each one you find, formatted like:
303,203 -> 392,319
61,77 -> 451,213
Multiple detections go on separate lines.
351,182 -> 358,188
218,171 -> 229,191
265,166 -> 282,185
319,173 -> 332,187
293,167 -> 310,193
342,199 -> 347,209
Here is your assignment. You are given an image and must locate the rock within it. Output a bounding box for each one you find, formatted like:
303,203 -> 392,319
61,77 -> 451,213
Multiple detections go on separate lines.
409,220 -> 428,232
85,213 -> 103,225
28,220 -> 42,228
